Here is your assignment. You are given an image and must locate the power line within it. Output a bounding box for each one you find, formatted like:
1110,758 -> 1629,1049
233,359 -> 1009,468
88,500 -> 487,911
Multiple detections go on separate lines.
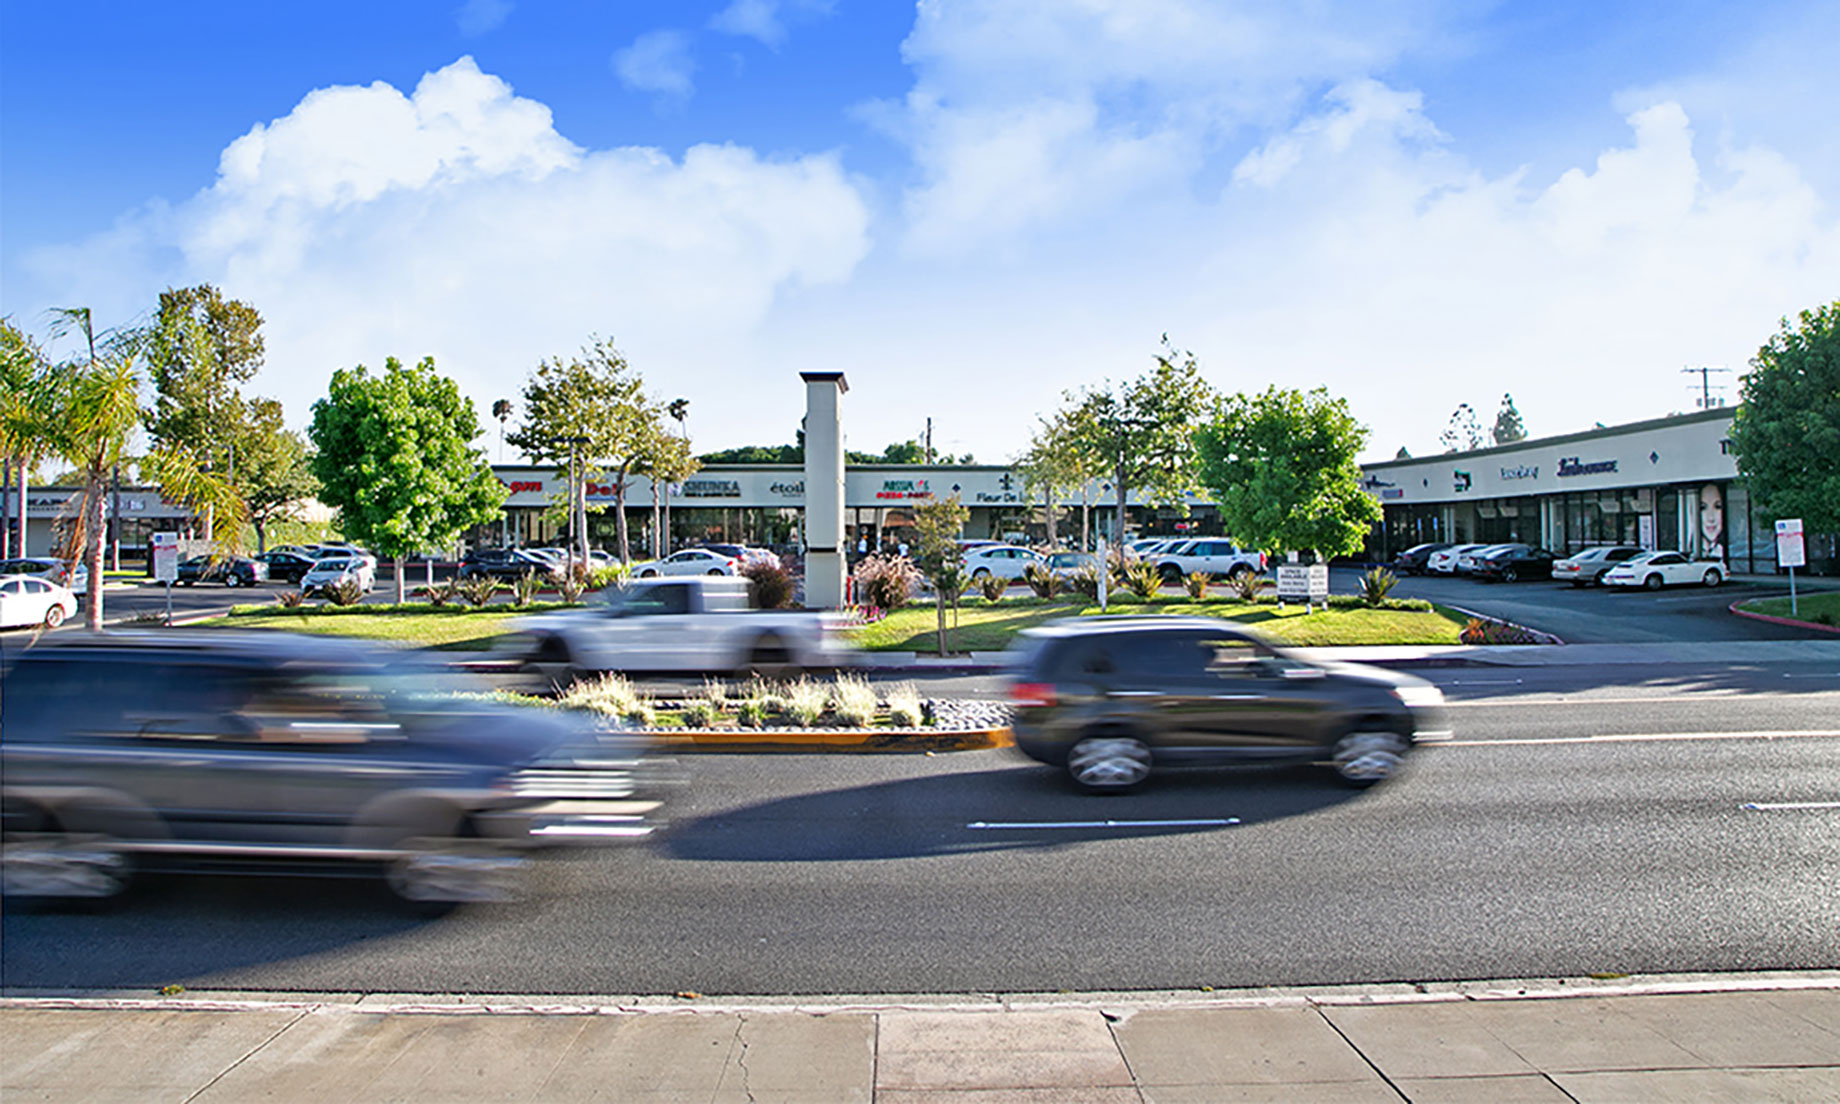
1681,365 -> 1731,409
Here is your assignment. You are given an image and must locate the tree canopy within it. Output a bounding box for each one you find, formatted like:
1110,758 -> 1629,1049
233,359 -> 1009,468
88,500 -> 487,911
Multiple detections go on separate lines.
1730,301 -> 1840,533
309,356 -> 505,600
1193,386 -> 1381,560
1492,393 -> 1527,445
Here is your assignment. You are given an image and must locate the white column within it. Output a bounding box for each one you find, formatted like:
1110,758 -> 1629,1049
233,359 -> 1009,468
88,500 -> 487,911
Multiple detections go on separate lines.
801,372 -> 848,608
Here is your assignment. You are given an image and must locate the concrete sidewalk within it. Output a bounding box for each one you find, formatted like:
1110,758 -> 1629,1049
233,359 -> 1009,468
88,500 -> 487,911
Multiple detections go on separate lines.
6,975 -> 1837,1102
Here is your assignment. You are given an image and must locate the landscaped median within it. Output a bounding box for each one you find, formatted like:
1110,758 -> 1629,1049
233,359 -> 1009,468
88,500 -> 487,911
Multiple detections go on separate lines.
1732,591 -> 1840,634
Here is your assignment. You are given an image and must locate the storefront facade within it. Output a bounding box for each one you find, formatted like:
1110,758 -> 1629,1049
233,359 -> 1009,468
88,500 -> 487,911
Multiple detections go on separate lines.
1,485 -> 195,561
1358,408 -> 1813,574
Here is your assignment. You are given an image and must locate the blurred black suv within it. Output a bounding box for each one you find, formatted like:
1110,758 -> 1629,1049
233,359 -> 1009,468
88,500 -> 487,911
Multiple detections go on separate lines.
1,632 -> 664,904
1007,618 -> 1449,792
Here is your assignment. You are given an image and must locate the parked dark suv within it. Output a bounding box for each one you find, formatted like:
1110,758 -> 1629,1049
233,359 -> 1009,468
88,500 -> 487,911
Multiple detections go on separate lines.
0,632 -> 665,904
1006,618 -> 1449,792
460,547 -> 559,581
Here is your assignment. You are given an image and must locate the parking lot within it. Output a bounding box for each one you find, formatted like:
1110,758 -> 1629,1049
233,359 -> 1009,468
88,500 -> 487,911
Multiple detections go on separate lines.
1370,566 -> 1830,644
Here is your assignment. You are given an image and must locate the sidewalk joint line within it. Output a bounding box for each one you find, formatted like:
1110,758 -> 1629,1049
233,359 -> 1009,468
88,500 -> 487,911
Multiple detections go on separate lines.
1313,1004 -> 1410,1102
180,1003 -> 312,1104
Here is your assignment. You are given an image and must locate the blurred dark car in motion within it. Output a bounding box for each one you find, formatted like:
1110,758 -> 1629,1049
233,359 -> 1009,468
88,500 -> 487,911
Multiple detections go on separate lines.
460,547 -> 560,581
1007,618 -> 1449,792
1391,542 -> 1453,575
1471,545 -> 1556,582
1,632 -> 665,905
175,554 -> 269,587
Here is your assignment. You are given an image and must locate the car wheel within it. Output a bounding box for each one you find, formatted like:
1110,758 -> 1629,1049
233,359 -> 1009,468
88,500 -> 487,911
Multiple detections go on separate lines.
225,573 -> 242,587
741,635 -> 800,682
1502,566 -> 1519,583
42,604 -> 67,628
639,569 -> 658,578
1066,732 -> 1153,792
1,831 -> 133,902
1702,568 -> 1722,588
1570,579 -> 1587,588
971,568 -> 990,580
384,836 -> 526,905
1329,730 -> 1409,787
1229,564 -> 1253,581
707,569 -> 725,576
1643,573 -> 1663,591
1592,569 -> 1610,587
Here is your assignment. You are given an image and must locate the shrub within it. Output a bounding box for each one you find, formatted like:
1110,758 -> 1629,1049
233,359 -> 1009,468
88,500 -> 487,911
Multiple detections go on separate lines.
977,572 -> 1009,602
1460,617 -> 1543,645
1225,569 -> 1261,601
679,700 -> 718,728
512,571 -> 542,608
457,575 -> 499,608
1022,562 -> 1062,599
1122,560 -> 1161,599
853,553 -> 920,610
736,699 -> 770,728
742,557 -> 795,609
831,673 -> 878,728
1066,565 -> 1102,600
698,678 -> 729,711
884,681 -> 924,728
559,672 -> 654,725
586,564 -> 627,591
273,589 -> 306,609
556,564 -> 590,604
784,677 -> 827,726
423,578 -> 463,607
1359,566 -> 1398,607
933,562 -> 971,606
325,577 -> 365,607
1183,570 -> 1210,599
741,676 -> 783,714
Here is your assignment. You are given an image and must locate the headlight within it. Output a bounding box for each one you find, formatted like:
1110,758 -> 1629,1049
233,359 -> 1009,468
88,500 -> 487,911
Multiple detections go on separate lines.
1390,683 -> 1445,709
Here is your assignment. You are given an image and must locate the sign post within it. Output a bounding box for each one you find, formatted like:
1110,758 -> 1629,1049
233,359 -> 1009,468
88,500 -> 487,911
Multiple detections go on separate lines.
1775,519 -> 1806,617
1096,537 -> 1109,612
151,531 -> 180,625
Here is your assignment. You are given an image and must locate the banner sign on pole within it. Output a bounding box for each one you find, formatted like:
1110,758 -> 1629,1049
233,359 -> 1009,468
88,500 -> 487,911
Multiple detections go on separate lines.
151,531 -> 180,583
1775,518 -> 1806,569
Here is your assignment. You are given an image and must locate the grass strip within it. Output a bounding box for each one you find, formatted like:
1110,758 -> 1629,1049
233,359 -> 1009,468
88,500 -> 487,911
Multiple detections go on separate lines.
1737,591 -> 1840,627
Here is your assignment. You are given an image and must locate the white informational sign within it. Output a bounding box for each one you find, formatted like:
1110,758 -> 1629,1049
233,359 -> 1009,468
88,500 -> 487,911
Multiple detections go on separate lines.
151,531 -> 180,583
1276,564 -> 1329,603
1638,514 -> 1656,551
1776,518 -> 1807,569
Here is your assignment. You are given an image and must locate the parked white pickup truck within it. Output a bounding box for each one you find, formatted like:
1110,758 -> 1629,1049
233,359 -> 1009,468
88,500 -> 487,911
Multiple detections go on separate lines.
508,576 -> 850,681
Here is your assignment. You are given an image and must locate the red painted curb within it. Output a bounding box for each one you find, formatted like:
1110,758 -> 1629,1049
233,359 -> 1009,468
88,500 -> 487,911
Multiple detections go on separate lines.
1727,600 -> 1840,635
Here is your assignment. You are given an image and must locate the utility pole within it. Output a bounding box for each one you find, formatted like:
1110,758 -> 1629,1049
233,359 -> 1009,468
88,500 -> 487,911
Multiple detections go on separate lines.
1681,365 -> 1731,409
925,418 -> 933,464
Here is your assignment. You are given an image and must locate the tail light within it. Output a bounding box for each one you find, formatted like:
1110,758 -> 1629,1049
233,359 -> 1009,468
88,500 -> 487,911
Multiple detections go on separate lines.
1258,552 -> 1267,571
1010,682 -> 1057,708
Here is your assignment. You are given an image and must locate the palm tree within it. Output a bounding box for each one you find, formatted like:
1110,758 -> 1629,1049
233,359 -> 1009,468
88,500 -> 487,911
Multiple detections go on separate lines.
665,398 -> 688,554
0,320 -> 57,558
45,309 -> 144,629
492,398 -> 512,462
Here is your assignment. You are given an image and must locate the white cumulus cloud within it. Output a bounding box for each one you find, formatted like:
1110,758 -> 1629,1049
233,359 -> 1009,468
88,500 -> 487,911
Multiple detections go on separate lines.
22,57 -> 872,449
613,29 -> 696,100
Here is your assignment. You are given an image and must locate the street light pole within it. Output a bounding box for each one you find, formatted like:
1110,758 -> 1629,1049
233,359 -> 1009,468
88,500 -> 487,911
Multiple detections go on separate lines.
561,435 -> 590,575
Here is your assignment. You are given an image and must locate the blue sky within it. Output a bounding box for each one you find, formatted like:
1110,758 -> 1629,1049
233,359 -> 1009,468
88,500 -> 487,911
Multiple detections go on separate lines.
4,1 -> 1836,464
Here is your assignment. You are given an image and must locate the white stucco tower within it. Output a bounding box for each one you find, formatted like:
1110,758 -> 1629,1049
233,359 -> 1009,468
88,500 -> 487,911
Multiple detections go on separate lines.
801,371 -> 848,608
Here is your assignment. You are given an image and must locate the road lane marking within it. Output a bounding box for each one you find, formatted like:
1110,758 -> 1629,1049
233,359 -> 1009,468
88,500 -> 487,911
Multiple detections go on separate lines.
966,818 -> 1239,830
1741,801 -> 1840,811
1447,679 -> 1524,686
1442,694 -> 1840,707
1438,730 -> 1840,747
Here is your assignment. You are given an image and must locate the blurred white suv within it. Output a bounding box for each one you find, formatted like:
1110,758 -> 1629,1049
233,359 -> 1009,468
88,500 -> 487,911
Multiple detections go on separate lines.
300,556 -> 376,598
1150,539 -> 1264,582
964,544 -> 1045,581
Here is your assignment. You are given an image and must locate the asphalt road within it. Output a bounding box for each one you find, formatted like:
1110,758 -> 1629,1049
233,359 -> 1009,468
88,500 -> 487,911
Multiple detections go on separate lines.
5,659 -> 1837,996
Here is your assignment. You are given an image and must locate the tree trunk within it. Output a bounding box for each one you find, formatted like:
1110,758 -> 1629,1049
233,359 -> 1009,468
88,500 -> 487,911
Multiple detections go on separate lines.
254,518 -> 267,554
935,592 -> 948,656
650,482 -> 662,559
613,463 -> 632,565
1081,483 -> 1090,551
1044,483 -> 1057,547
394,555 -> 406,604
16,460 -> 27,557
1114,468 -> 1129,550
662,489 -> 672,557
83,474 -> 107,630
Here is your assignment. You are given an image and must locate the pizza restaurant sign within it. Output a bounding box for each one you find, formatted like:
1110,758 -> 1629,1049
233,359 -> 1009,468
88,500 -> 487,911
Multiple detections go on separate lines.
876,479 -> 933,500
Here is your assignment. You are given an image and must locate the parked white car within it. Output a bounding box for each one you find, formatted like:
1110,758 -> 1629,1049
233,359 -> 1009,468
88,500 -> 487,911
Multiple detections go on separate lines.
1148,538 -> 1264,582
1426,543 -> 1491,575
1045,551 -> 1100,579
631,548 -> 740,578
964,544 -> 1045,581
1602,551 -> 1726,590
300,556 -> 376,597
0,574 -> 79,629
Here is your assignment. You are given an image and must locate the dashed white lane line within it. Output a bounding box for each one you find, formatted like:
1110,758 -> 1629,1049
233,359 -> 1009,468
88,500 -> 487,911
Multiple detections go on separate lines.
967,818 -> 1240,830
1442,693 -> 1830,707
1437,730 -> 1840,747
1741,801 -> 1840,811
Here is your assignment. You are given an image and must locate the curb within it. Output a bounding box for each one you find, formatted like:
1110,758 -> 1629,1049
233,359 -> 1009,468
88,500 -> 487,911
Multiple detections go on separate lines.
1442,602 -> 1566,646
649,726 -> 1013,753
1729,599 -> 1840,635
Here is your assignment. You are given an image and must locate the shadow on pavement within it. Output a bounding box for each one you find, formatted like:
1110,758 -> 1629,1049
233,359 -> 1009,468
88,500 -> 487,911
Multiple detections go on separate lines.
665,763 -> 1366,863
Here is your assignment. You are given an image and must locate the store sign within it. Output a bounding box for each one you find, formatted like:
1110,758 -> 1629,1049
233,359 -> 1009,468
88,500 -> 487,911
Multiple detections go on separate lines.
681,479 -> 741,498
500,480 -> 543,495
1557,456 -> 1618,477
768,480 -> 804,497
1452,470 -> 1471,493
876,479 -> 933,500
975,491 -> 1018,503
1500,464 -> 1539,481
1381,488 -> 1404,499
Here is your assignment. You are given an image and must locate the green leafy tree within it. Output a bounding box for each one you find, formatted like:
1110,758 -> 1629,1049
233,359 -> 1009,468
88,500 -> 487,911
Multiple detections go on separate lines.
1064,335 -> 1216,547
912,493 -> 970,655
1492,393 -> 1527,445
1193,386 -> 1382,561
309,356 -> 506,602
1730,301 -> 1840,533
1016,410 -> 1091,549
42,309 -> 144,629
237,398 -> 318,552
1,319 -> 59,557
505,338 -> 658,566
634,422 -> 700,558
1440,403 -> 1484,452
699,442 -> 803,464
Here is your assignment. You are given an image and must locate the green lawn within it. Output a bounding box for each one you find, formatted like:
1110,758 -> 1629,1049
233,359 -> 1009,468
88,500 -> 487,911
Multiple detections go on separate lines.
1737,591 -> 1840,627
200,602 -> 575,650
847,596 -> 1469,651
